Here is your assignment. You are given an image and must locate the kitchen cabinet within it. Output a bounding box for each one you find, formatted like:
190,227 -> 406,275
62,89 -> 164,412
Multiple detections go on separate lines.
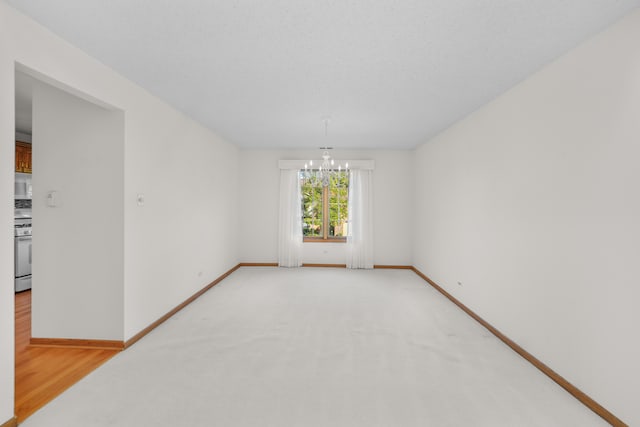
15,141 -> 32,174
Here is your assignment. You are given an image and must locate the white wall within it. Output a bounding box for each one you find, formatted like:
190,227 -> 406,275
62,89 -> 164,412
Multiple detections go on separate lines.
239,149 -> 413,265
122,106 -> 239,339
0,35 -> 16,423
413,9 -> 640,426
31,81 -> 124,340
0,3 -> 239,421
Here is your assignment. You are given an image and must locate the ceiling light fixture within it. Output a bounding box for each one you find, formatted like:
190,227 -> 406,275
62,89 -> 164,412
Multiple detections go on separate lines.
304,118 -> 348,187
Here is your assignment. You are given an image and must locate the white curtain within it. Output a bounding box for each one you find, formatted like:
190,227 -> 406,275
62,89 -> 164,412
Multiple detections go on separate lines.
346,169 -> 374,269
278,169 -> 303,267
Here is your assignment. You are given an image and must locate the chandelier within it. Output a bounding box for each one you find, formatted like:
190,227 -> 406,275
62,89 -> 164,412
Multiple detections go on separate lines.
303,118 -> 348,187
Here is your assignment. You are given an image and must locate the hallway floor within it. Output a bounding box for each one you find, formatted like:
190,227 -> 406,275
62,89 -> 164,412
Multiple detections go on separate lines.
14,290 -> 119,422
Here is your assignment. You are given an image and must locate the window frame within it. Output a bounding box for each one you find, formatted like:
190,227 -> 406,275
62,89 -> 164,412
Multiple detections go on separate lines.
301,170 -> 348,243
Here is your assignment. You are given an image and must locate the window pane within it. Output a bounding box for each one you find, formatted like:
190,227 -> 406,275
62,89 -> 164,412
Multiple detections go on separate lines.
329,171 -> 349,237
300,170 -> 323,237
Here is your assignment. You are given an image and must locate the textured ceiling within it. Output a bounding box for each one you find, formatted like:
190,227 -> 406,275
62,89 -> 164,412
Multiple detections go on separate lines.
7,0 -> 640,149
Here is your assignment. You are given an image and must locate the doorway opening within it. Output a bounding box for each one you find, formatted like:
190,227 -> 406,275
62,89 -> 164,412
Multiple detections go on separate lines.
13,67 -> 124,422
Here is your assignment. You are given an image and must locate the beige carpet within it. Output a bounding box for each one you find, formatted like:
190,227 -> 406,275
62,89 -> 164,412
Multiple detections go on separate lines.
22,267 -> 605,426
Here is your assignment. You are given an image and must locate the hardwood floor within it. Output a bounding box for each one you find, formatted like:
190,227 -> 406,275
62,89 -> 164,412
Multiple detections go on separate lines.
14,290 -> 119,423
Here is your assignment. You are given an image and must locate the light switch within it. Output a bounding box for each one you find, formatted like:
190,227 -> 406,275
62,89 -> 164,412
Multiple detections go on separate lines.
136,193 -> 145,206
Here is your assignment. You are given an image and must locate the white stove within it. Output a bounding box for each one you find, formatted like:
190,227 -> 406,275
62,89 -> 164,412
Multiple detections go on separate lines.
14,212 -> 32,292
15,218 -> 32,236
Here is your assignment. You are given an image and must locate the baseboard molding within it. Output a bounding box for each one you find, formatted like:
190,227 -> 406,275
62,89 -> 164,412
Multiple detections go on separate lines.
373,265 -> 413,269
124,263 -> 241,349
238,262 -> 278,267
302,263 -> 347,268
29,338 -> 124,350
238,263 -> 413,269
410,267 -> 627,427
0,416 -> 17,427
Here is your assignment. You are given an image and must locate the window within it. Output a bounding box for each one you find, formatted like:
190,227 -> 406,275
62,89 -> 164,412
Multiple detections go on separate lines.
300,170 -> 349,241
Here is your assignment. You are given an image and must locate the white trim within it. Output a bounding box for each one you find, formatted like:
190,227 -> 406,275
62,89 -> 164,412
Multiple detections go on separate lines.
278,159 -> 374,170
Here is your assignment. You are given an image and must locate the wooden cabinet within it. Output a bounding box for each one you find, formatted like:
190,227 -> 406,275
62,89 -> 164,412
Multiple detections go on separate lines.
15,141 -> 32,174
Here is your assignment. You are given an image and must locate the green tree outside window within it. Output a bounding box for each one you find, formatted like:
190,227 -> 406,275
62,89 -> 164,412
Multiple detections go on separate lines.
300,170 -> 349,240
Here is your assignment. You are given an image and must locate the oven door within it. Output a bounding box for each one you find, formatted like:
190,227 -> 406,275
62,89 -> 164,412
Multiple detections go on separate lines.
15,235 -> 32,277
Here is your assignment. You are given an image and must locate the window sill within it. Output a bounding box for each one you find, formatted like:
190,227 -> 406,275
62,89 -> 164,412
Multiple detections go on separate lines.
303,237 -> 347,243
